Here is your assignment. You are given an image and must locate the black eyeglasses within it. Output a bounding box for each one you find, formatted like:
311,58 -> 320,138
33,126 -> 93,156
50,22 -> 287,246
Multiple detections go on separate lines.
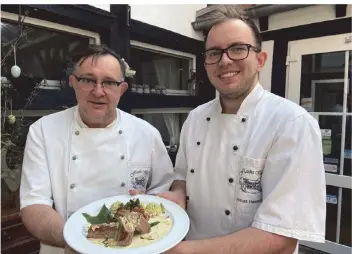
71,74 -> 124,91
203,44 -> 261,65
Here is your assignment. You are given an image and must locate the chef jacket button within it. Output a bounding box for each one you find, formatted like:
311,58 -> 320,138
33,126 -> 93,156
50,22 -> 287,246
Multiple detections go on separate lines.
70,183 -> 76,189
190,169 -> 195,173
186,196 -> 189,200
206,117 -> 210,121
72,155 -> 77,160
121,155 -> 125,160
119,130 -> 123,134
233,146 -> 238,151
241,118 -> 246,123
197,142 -> 200,146
75,131 -> 80,135
121,182 -> 125,187
229,178 -> 234,183
225,210 -> 230,215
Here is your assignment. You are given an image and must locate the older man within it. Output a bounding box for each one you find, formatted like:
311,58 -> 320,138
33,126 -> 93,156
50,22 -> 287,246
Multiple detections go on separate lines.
20,44 -> 179,254
168,5 -> 326,254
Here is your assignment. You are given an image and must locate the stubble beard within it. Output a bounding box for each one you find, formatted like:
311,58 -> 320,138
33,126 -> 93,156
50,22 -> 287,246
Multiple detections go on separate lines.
218,72 -> 258,101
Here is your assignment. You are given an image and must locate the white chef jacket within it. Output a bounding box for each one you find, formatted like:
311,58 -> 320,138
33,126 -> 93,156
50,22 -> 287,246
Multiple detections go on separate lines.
20,106 -> 175,254
175,83 -> 326,253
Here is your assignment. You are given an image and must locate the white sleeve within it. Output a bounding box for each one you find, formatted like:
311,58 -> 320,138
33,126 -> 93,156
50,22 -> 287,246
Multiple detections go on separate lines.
252,113 -> 326,243
20,120 -> 53,209
146,129 -> 176,195
173,112 -> 192,182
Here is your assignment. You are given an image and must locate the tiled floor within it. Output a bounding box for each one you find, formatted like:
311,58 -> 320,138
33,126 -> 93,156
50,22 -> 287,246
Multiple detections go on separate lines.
299,245 -> 328,254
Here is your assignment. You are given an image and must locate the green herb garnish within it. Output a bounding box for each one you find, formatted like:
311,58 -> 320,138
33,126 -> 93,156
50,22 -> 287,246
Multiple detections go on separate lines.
150,221 -> 160,227
121,198 -> 141,210
160,203 -> 165,213
82,204 -> 113,224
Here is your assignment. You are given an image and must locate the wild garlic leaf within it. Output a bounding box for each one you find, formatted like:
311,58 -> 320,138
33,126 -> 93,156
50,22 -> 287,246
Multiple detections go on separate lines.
82,204 -> 112,224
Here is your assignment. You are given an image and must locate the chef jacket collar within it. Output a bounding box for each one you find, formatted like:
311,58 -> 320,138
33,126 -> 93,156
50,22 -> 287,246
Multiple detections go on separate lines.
75,106 -> 119,128
214,82 -> 265,117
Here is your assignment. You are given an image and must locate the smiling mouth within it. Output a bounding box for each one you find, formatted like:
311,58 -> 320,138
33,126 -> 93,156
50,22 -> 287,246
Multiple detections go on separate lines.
90,101 -> 106,105
218,71 -> 240,79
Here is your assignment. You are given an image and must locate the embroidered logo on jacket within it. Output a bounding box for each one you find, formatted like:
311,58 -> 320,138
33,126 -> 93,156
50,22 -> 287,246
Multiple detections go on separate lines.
239,168 -> 262,194
130,169 -> 149,189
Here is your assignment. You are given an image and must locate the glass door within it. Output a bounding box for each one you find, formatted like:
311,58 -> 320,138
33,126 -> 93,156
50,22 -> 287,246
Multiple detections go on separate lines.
286,33 -> 352,254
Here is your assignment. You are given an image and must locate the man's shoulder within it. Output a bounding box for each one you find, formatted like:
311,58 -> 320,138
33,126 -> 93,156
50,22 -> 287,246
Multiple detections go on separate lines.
189,98 -> 219,118
262,91 -> 318,127
32,106 -> 75,129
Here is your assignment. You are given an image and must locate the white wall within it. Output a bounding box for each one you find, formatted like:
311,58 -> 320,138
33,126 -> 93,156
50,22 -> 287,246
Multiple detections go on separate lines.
263,5 -> 352,32
130,4 -> 206,41
260,40 -> 274,91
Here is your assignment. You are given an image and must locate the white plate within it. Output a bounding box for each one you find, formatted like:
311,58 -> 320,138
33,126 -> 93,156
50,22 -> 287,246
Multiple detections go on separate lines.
64,194 -> 189,254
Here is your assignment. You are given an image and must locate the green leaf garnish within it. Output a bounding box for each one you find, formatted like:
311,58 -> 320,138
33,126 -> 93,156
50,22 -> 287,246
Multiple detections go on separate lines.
160,203 -> 165,213
150,221 -> 160,227
82,204 -> 112,224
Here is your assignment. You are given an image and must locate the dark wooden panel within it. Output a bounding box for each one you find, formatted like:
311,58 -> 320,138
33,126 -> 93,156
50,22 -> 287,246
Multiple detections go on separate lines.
2,237 -> 40,254
2,221 -> 32,245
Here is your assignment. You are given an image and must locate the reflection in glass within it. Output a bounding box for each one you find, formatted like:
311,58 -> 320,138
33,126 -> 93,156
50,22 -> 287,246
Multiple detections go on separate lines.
135,113 -> 188,147
319,116 -> 342,174
343,116 -> 352,176
325,185 -> 338,243
130,47 -> 191,93
340,188 -> 351,246
299,51 -> 348,112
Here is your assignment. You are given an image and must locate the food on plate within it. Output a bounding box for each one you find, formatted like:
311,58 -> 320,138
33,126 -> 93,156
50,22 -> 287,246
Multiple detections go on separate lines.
82,198 -> 172,248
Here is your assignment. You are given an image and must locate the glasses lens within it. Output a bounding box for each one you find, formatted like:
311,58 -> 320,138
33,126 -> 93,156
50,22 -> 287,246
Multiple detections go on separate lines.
204,49 -> 221,64
228,45 -> 248,60
78,78 -> 95,91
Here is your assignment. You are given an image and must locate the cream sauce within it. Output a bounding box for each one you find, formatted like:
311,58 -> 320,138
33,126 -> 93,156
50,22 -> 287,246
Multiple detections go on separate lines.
88,215 -> 172,249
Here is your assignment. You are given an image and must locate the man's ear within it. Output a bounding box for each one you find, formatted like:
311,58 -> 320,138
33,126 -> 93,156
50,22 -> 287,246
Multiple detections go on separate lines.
257,51 -> 267,72
68,75 -> 75,88
119,82 -> 129,95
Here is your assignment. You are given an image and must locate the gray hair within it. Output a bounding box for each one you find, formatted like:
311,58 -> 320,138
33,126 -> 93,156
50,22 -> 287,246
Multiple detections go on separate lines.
70,44 -> 126,80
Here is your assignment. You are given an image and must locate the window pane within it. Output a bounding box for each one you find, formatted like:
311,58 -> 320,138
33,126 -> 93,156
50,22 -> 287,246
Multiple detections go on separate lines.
1,20 -> 90,81
344,114 -> 351,176
340,188 -> 351,246
326,185 -> 338,243
319,116 -> 342,174
1,20 -> 91,110
300,51 -> 346,112
130,47 -> 193,95
135,113 -> 188,146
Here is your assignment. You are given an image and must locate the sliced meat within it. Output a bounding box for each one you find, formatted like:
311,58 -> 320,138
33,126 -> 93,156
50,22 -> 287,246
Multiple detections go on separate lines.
126,211 -> 151,234
115,208 -> 130,218
115,216 -> 135,246
87,223 -> 118,239
132,207 -> 150,221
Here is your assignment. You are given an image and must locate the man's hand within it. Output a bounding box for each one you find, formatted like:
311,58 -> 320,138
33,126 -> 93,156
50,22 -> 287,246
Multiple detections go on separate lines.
165,241 -> 188,254
156,191 -> 186,209
64,245 -> 78,254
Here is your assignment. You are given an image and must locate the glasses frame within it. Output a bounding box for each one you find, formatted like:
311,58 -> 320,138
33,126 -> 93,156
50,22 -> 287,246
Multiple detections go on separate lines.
203,43 -> 261,65
71,74 -> 124,91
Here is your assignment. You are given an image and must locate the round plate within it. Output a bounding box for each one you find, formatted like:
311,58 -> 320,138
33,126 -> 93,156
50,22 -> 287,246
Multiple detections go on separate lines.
63,194 -> 189,254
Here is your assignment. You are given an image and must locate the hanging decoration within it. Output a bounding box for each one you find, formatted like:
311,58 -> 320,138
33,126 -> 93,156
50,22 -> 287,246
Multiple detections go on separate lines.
10,45 -> 21,78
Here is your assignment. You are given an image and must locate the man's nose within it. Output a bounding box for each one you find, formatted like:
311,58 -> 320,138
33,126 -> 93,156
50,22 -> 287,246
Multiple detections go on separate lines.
219,52 -> 233,67
91,83 -> 105,96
